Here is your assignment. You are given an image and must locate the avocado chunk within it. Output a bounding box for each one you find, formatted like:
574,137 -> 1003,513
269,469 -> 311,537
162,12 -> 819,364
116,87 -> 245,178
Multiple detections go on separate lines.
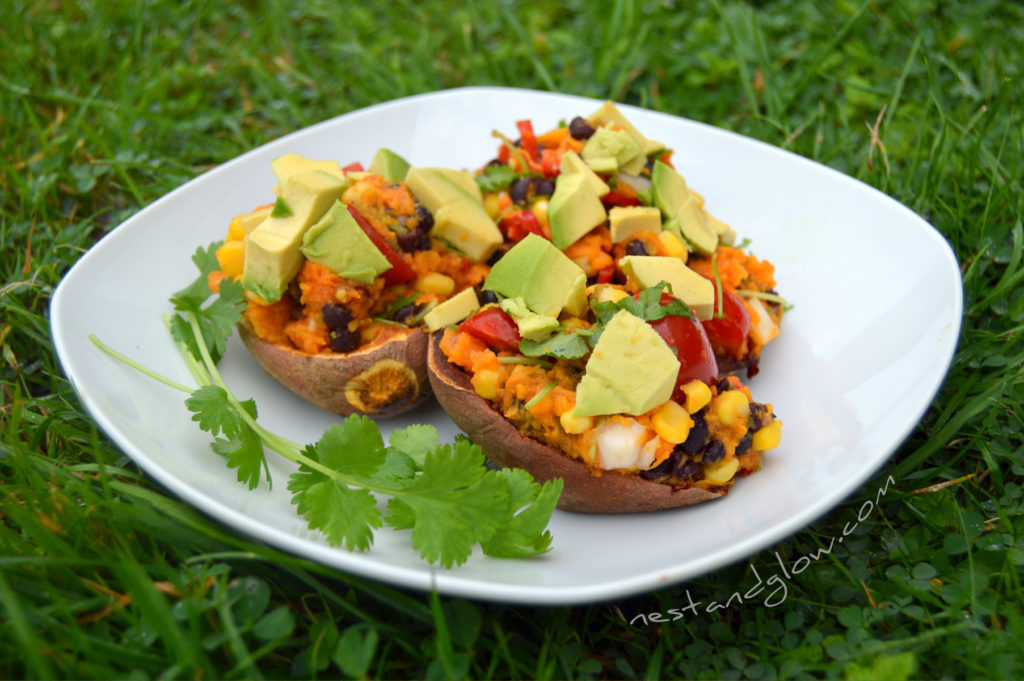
573,309 -> 680,417
270,153 -> 344,194
299,201 -> 392,285
585,101 -> 665,157
499,297 -> 560,341
405,167 -> 502,262
559,150 -> 610,197
651,161 -> 718,255
581,126 -> 646,176
483,233 -> 587,318
367,148 -> 411,183
423,287 -> 480,331
242,170 -> 347,302
705,213 -> 737,246
547,172 -> 608,250
619,255 -> 715,320
609,206 -> 662,243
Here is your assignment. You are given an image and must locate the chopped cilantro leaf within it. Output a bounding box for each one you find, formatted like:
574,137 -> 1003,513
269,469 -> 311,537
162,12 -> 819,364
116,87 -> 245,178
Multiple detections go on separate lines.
475,163 -> 524,193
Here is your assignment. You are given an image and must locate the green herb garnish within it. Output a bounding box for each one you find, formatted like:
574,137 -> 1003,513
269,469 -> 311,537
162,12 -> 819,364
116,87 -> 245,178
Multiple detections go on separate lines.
92,242 -> 563,567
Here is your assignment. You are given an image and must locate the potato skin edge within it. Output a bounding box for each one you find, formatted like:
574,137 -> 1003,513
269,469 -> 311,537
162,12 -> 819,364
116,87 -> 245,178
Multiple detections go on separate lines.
238,319 -> 430,419
426,333 -> 723,513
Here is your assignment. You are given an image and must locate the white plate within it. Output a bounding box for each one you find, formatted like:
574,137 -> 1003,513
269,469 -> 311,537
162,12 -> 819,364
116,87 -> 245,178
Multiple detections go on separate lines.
51,87 -> 962,605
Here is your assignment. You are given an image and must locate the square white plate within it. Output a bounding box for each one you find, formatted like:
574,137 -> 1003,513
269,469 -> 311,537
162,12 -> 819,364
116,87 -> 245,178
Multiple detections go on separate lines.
51,87 -> 962,605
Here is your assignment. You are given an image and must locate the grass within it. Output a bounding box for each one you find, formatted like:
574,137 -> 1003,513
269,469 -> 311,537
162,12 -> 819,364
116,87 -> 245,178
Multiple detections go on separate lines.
2,0 -> 1022,678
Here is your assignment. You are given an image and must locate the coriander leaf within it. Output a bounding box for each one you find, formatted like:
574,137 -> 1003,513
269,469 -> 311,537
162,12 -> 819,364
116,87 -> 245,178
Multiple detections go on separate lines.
636,281 -> 693,321
199,277 -> 247,361
311,415 -> 386,478
480,469 -> 563,558
292,479 -> 381,551
388,424 -> 441,467
211,426 -> 267,490
368,450 -> 417,486
518,328 -> 592,360
186,385 -> 246,437
170,243 -> 221,311
384,437 -> 510,567
475,163 -> 524,193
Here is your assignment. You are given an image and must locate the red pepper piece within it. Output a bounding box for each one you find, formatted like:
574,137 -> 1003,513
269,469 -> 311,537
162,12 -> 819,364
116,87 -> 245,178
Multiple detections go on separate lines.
342,161 -> 365,173
516,119 -> 541,163
345,204 -> 416,285
499,209 -> 548,242
601,188 -> 642,207
596,265 -> 616,284
459,307 -> 521,352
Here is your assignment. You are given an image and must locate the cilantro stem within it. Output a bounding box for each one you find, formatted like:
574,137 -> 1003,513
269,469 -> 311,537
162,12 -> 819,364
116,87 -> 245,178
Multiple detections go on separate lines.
88,334 -> 194,393
711,252 -> 724,319
491,129 -> 531,174
736,289 -> 789,306
524,380 -> 558,410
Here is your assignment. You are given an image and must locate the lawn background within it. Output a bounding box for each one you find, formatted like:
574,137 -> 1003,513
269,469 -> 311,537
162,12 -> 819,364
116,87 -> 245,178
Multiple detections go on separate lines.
3,1 -> 1023,679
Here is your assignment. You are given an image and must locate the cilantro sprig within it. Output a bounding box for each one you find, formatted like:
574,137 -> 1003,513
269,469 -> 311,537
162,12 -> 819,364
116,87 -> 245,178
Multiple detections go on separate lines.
91,241 -> 562,567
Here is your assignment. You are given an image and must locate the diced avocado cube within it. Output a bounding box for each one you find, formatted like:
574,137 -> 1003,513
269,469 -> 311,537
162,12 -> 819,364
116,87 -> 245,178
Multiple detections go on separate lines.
483,233 -> 587,318
547,173 -> 608,250
559,150 -> 610,196
573,309 -> 679,417
242,170 -> 347,302
423,287 -> 480,331
586,100 -> 665,156
300,201 -> 391,285
367,148 -> 411,183
609,206 -> 662,243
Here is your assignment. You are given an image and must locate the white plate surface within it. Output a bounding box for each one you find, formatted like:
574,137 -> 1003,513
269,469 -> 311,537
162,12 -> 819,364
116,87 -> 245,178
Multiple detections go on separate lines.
51,87 -> 962,605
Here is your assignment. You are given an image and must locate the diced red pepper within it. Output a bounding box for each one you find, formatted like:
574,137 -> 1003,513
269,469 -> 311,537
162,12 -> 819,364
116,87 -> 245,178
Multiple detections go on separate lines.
497,144 -> 510,163
499,209 -> 548,242
601,188 -> 642,207
516,119 -> 540,163
346,204 -> 416,285
459,307 -> 521,352
596,265 -> 616,284
342,161 -> 365,173
700,277 -> 751,358
540,148 -> 561,177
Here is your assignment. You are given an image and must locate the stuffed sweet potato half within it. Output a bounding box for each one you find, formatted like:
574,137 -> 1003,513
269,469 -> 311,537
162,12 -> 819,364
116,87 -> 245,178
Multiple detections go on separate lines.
424,103 -> 785,512
211,150 -> 501,417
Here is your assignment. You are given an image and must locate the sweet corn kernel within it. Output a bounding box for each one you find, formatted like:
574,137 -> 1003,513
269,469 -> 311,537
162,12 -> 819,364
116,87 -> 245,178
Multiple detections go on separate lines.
703,457 -> 740,485
681,379 -> 712,414
590,284 -> 629,304
657,230 -> 688,260
417,273 -> 455,296
484,193 -> 502,220
651,400 -> 692,444
215,239 -> 246,278
532,199 -> 549,227
560,409 -> 594,435
227,216 -> 248,241
472,369 -> 501,400
752,420 -> 782,450
714,390 -> 750,427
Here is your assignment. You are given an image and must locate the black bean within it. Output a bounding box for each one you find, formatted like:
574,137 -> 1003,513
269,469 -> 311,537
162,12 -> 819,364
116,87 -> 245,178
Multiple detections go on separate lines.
716,378 -> 732,394
486,249 -> 505,267
568,116 -> 595,140
677,460 -> 704,482
478,289 -> 499,305
321,303 -> 353,330
703,440 -> 726,463
749,402 -> 772,430
680,412 -> 709,455
397,230 -> 431,252
328,327 -> 360,353
626,239 -> 648,256
735,431 -> 753,456
392,303 -> 423,325
414,204 -> 434,231
532,177 -> 554,197
509,177 -> 531,205
641,455 -> 675,481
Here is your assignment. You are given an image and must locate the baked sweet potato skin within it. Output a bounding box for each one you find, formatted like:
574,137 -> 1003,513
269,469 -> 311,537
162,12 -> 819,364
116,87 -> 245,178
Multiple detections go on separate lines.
426,333 -> 723,513
238,318 -> 430,418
